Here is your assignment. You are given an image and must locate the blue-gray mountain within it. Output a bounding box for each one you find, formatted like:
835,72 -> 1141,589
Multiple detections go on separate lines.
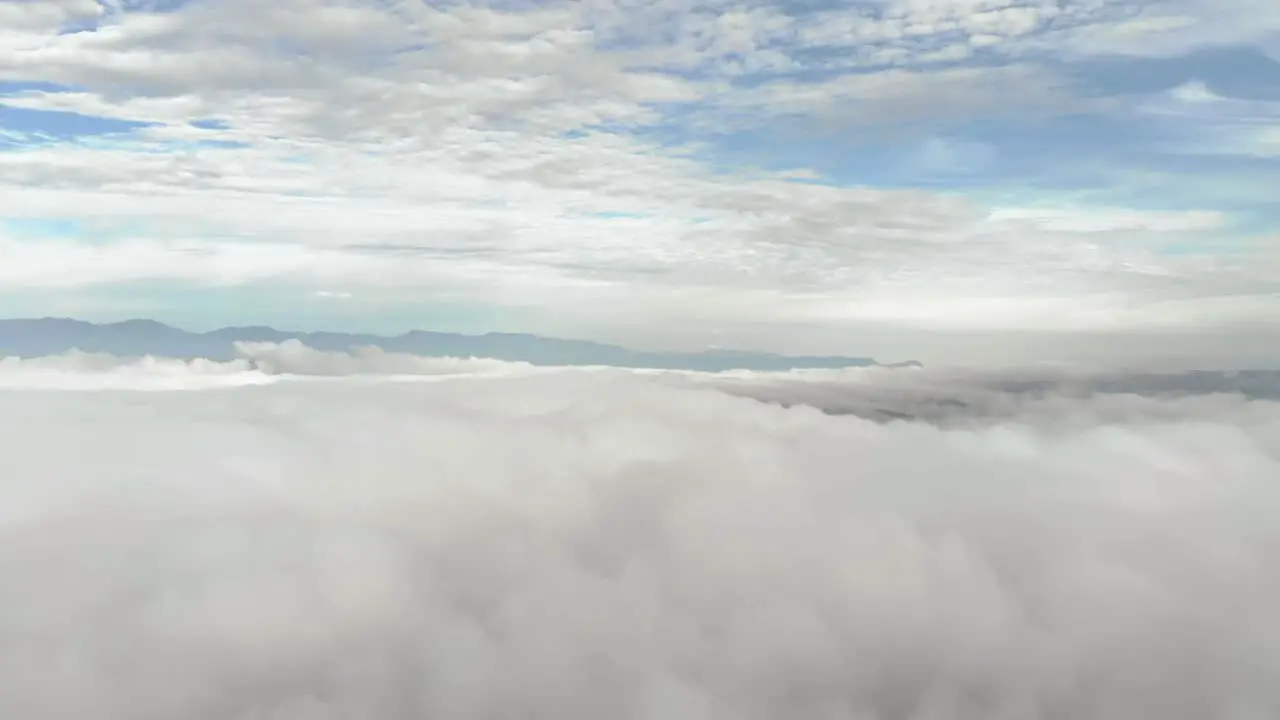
0,318 -> 921,372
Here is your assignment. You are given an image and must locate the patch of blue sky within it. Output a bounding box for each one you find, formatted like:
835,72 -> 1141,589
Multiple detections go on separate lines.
0,104 -> 157,141
657,109 -> 1166,192
1142,233 -> 1262,264
559,112 -> 708,158
1115,155 -> 1280,216
0,218 -> 161,246
127,137 -> 252,152
651,102 -> 1277,227
22,128 -> 252,153
768,0 -> 868,13
669,86 -> 1267,221
186,139 -> 250,150
341,298 -> 517,336
116,0 -> 192,13
0,283 -> 276,331
1066,45 -> 1280,101
637,69 -> 1171,174
992,164 -> 1275,222
1229,210 -> 1280,238
1,218 -> 82,240
1091,161 -> 1280,219
95,282 -> 311,330
780,39 -> 978,76
951,113 -> 1172,166
83,281 -> 514,336
477,0 -> 564,12
1128,145 -> 1280,175
584,211 -> 651,220
0,289 -> 89,322
57,16 -> 103,35
0,128 -> 53,150
0,80 -> 78,96
1153,241 -> 1217,257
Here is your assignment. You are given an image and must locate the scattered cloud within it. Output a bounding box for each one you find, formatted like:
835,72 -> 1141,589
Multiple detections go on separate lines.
0,0 -> 1277,363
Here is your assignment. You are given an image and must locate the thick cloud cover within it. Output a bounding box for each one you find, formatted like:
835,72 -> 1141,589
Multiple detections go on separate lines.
2,344 -> 1280,719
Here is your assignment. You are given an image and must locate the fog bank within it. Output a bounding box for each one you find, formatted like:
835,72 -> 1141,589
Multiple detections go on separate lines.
1,346 -> 1278,718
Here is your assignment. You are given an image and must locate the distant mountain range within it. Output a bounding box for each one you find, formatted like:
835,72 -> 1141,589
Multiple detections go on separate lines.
0,318 -> 920,372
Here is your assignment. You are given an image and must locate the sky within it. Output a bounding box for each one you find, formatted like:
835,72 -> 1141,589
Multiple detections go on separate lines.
3,349 -> 1280,717
1,0 -> 1278,366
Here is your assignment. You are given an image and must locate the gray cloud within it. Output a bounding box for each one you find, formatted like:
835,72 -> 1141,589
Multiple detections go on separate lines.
691,363 -> 1280,426
1,346 -> 1279,718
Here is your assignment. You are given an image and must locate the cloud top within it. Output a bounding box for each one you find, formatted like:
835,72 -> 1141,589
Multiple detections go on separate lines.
0,340 -> 538,389
1,348 -> 1279,717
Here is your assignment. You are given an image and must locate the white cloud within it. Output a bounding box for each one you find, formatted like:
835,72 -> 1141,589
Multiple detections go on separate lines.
2,184 -> 1267,341
0,341 -> 540,389
0,0 -> 1277,361
1,352 -> 1280,717
1045,0 -> 1280,57
0,0 -> 102,33
986,206 -> 1227,233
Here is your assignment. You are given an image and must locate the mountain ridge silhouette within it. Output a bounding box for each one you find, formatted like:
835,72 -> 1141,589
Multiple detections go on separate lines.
0,317 -> 921,372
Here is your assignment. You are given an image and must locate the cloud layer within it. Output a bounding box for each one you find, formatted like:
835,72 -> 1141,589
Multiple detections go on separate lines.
1,0 -> 1278,363
2,346 -> 1279,718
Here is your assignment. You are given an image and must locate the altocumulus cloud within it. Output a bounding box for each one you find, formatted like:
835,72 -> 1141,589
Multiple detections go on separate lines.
1,344 -> 1279,719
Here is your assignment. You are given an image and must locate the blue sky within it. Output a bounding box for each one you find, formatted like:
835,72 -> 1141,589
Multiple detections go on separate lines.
1,0 -> 1278,365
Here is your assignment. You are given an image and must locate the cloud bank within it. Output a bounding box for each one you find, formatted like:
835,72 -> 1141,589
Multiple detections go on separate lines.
0,340 -> 535,389
2,346 -> 1279,718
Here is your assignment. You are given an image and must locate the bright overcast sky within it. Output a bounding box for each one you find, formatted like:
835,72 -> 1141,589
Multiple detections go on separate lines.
1,0 -> 1278,366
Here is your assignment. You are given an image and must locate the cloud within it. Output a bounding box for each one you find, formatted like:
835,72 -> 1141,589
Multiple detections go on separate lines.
709,63 -> 1082,134
0,0 -> 1277,363
3,147 -> 1264,341
0,340 -> 538,389
1044,0 -> 1280,58
231,340 -> 538,377
2,349 -> 1280,717
688,362 -> 1280,425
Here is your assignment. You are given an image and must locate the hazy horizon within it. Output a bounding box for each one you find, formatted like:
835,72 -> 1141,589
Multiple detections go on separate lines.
7,314 -> 1280,371
1,316 -> 920,373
